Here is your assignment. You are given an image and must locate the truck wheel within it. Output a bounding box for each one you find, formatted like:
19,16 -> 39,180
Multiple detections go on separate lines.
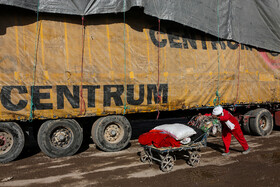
0,122 -> 25,163
242,111 -> 253,135
91,115 -> 132,152
37,119 -> 83,158
249,108 -> 273,136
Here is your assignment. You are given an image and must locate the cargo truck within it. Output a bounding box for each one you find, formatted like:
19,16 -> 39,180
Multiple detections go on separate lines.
0,5 -> 280,163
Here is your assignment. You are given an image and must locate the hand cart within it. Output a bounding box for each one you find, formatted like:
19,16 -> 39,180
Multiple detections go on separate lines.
139,116 -> 218,172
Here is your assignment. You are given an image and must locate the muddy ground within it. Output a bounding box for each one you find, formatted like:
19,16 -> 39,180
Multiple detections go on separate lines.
0,117 -> 280,187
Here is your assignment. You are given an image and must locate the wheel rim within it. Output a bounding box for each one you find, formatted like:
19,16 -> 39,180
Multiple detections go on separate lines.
104,123 -> 124,143
189,152 -> 200,166
51,127 -> 73,148
161,156 -> 174,172
0,131 -> 14,155
259,116 -> 268,130
140,151 -> 148,163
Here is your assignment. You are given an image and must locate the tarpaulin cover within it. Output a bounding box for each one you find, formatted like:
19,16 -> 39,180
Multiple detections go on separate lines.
0,5 -> 280,121
0,0 -> 280,53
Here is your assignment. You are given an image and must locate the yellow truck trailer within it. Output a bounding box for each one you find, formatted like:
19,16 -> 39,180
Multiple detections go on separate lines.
0,3 -> 280,163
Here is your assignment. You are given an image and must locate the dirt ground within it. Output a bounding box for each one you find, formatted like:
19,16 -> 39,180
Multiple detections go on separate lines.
0,118 -> 280,187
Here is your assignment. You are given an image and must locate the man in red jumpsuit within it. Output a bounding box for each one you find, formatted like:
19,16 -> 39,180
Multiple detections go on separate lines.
209,105 -> 250,156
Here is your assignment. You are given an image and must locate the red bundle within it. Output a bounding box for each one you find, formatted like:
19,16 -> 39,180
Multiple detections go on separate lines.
138,130 -> 181,148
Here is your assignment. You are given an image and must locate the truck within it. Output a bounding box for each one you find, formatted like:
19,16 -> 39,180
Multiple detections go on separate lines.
0,2 -> 280,163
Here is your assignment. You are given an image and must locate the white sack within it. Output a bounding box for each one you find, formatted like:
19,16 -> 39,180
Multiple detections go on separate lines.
154,123 -> 196,140
225,120 -> 235,130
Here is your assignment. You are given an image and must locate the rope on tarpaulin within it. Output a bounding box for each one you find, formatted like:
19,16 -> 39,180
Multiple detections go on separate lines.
156,18 -> 162,120
213,1 -> 242,110
213,0 -> 221,107
79,16 -> 86,115
123,0 -> 129,115
29,0 -> 40,122
232,43 -> 241,112
232,4 -> 242,112
151,0 -> 161,120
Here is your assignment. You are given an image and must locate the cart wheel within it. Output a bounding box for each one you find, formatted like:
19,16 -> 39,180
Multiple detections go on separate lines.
188,151 -> 201,167
160,155 -> 174,172
140,150 -> 149,163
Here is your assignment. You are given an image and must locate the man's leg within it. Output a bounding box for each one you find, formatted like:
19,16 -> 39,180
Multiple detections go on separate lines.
222,128 -> 232,153
232,126 -> 249,151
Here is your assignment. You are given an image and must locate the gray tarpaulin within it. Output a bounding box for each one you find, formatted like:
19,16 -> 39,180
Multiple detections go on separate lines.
0,0 -> 280,53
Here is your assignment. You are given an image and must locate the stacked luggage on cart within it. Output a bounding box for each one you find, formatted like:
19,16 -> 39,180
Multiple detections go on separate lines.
138,115 -> 220,172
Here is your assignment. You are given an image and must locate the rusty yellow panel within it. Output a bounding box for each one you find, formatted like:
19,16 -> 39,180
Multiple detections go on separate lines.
0,9 -> 280,121
259,73 -> 275,81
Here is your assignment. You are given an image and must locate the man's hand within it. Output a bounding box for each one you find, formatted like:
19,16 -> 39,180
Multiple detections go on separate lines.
195,113 -> 202,120
212,115 -> 218,119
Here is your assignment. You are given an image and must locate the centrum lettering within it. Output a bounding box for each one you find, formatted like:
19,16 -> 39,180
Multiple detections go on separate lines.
149,28 -> 253,51
0,84 -> 168,111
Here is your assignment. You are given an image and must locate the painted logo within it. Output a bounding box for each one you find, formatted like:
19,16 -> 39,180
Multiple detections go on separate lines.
259,50 -> 280,69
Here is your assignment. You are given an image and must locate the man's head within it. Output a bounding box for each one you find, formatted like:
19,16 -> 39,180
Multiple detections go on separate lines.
212,105 -> 223,117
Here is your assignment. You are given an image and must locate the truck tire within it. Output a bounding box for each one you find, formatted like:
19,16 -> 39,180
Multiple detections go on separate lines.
37,119 -> 83,158
242,110 -> 253,135
0,122 -> 25,163
91,115 -> 132,152
249,108 -> 273,136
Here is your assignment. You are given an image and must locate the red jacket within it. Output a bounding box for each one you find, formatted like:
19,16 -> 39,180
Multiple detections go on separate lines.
206,109 -> 240,130
218,109 -> 240,130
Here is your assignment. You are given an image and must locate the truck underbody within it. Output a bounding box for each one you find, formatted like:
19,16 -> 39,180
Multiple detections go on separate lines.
1,103 -> 280,163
